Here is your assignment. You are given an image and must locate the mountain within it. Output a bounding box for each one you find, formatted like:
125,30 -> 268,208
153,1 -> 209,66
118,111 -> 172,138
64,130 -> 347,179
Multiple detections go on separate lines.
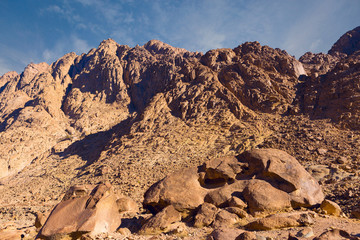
0,27 -> 360,239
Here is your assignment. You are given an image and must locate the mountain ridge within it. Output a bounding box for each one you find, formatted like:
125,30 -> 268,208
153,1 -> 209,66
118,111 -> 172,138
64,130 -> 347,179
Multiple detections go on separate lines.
0,26 -> 359,239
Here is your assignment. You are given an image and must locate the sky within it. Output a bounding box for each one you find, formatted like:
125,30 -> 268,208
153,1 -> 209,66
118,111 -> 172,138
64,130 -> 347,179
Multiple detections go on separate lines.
0,0 -> 359,76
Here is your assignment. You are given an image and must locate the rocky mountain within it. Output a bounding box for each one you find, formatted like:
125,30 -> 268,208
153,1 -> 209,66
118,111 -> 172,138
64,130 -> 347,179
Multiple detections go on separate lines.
0,26 -> 360,239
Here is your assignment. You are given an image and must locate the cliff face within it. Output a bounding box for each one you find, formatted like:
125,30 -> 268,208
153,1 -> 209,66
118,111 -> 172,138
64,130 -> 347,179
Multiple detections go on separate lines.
0,38 -> 305,179
0,27 -> 360,229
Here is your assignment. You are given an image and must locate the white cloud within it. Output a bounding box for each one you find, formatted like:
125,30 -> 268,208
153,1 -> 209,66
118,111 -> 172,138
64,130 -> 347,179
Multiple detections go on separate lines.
42,35 -> 91,63
72,36 -> 91,54
0,58 -> 13,76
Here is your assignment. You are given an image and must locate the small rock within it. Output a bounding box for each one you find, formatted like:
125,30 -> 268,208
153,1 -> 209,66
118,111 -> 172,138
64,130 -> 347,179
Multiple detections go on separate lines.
116,196 -> 139,213
296,227 -> 314,238
225,207 -> 248,218
243,179 -> 291,215
313,228 -> 359,240
317,148 -> 328,155
166,222 -> 188,237
227,196 -> 247,209
320,199 -> 342,217
207,228 -> 245,240
194,202 -> 218,228
245,211 -> 314,231
235,231 -> 257,240
336,156 -> 347,164
139,205 -> 182,235
212,209 -> 240,228
351,207 -> 360,219
34,212 -> 47,230
116,227 -> 131,236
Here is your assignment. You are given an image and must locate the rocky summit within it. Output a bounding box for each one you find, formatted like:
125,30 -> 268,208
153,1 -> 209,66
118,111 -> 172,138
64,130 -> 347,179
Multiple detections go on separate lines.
0,26 -> 360,239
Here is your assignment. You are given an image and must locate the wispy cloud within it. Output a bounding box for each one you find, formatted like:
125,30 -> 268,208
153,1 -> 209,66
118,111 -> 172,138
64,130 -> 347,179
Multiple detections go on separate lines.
0,58 -> 13,75
42,35 -> 91,63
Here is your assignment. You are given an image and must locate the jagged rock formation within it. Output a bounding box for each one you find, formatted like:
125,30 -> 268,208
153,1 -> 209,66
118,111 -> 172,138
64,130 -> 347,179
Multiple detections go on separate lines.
143,149 -> 324,217
297,49 -> 360,130
0,38 -> 306,179
0,26 -> 360,239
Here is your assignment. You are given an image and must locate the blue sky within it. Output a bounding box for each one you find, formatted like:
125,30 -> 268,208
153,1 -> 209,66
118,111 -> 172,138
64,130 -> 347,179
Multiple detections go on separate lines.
0,0 -> 359,76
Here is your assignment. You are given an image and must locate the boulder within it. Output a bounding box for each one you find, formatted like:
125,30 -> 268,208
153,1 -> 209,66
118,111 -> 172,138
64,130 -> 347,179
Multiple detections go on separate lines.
116,196 -> 139,213
206,228 -> 246,240
239,148 -> 324,207
212,209 -> 240,228
202,156 -> 245,184
143,167 -> 207,215
245,211 -> 314,230
242,179 -> 291,215
139,205 -> 182,235
39,182 -> 121,238
194,203 -> 218,228
314,228 -> 360,240
204,181 -> 248,207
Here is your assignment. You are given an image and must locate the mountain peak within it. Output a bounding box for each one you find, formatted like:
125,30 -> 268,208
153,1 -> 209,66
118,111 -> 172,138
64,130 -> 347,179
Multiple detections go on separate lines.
143,39 -> 189,55
328,25 -> 360,56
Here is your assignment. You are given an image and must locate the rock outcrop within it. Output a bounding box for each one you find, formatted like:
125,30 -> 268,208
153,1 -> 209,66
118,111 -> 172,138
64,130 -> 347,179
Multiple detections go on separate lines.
0,26 -> 360,240
329,26 -> 360,56
143,148 -> 324,228
38,182 -> 121,239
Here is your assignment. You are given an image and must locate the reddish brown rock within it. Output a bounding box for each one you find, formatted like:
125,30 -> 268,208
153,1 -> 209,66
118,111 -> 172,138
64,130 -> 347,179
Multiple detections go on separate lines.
242,179 -> 291,215
212,209 -> 240,228
329,26 -> 360,56
139,205 -> 182,235
227,196 -> 247,209
314,228 -> 360,240
245,211 -> 314,230
239,148 -> 325,207
39,182 -> 120,238
320,199 -> 342,217
193,202 -> 218,228
116,195 -> 139,213
206,228 -> 246,240
143,167 -> 207,215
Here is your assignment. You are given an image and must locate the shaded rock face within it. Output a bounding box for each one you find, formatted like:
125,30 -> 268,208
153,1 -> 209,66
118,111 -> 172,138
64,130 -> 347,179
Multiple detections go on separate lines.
329,26 -> 360,56
39,182 -> 121,238
296,26 -> 360,130
143,148 -> 324,217
297,51 -> 360,129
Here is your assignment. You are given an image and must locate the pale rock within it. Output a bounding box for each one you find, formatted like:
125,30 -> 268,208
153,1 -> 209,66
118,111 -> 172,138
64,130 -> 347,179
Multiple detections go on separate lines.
245,211 -> 314,230
39,182 -> 121,238
320,199 -> 342,217
139,205 -> 182,235
116,195 -> 139,213
212,209 -> 240,228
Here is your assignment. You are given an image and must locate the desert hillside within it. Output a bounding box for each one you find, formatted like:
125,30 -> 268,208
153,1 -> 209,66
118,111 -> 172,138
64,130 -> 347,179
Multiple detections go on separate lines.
0,26 -> 359,239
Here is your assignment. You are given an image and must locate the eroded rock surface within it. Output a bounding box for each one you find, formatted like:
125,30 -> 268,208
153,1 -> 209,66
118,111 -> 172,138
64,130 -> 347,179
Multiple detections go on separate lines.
143,148 -> 324,223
